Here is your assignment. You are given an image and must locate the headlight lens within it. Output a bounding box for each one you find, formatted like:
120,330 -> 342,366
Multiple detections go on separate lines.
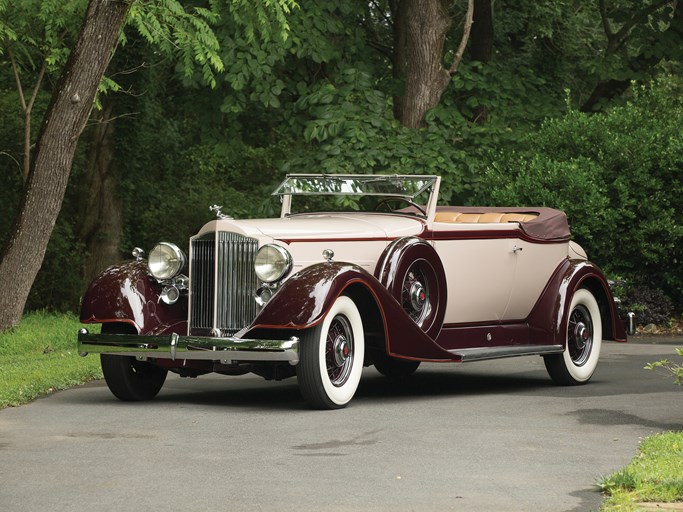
148,242 -> 186,280
254,244 -> 292,283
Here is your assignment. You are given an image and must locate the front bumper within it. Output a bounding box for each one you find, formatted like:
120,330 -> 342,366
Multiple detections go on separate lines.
77,329 -> 299,365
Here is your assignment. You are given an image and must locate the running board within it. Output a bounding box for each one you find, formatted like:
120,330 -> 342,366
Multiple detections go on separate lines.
448,345 -> 564,362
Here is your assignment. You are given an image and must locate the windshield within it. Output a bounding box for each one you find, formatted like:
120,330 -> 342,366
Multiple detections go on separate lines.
273,174 -> 438,199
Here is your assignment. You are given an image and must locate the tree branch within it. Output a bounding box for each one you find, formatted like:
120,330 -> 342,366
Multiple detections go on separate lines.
613,0 -> 673,49
26,59 -> 47,115
7,47 -> 27,112
448,0 -> 474,76
599,0 -> 615,46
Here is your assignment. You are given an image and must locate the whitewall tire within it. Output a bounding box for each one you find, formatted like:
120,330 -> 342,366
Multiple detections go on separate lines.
297,295 -> 365,409
544,288 -> 602,385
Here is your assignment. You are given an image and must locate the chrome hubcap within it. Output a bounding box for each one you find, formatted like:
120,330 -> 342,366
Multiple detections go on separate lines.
574,322 -> 589,350
402,263 -> 431,325
333,334 -> 350,367
568,305 -> 593,366
410,282 -> 427,312
326,316 -> 354,387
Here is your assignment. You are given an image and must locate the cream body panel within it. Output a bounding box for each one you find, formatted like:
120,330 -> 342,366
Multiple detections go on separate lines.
434,238 -> 517,324
503,240 -> 569,319
195,214 -> 423,276
285,240 -> 389,274
433,223 -> 569,323
227,213 -> 423,240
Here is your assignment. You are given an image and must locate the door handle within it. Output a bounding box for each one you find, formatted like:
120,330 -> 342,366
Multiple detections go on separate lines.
512,245 -> 523,253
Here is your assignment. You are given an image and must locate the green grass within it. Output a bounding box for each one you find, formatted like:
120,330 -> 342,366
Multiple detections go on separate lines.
0,311 -> 102,408
600,431 -> 683,510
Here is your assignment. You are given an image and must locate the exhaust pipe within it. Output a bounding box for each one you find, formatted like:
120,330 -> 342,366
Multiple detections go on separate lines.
627,312 -> 636,336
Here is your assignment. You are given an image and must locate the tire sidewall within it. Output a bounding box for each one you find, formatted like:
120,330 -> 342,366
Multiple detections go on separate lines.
563,288 -> 602,382
317,296 -> 365,406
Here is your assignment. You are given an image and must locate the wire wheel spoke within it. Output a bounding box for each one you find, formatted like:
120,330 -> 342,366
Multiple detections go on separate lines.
325,315 -> 354,387
568,305 -> 593,366
401,265 -> 429,324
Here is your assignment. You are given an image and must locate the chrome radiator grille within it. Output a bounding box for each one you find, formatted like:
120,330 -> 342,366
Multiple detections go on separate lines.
189,231 -> 259,336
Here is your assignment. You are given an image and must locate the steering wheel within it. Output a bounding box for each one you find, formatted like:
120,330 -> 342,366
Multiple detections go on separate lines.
375,197 -> 426,216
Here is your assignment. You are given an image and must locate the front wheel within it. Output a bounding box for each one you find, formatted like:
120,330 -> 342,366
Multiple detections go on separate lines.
544,288 -> 602,385
297,296 -> 365,409
99,323 -> 167,401
101,354 -> 168,401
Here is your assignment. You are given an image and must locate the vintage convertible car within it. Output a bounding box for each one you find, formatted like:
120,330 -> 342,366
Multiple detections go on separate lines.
78,174 -> 626,409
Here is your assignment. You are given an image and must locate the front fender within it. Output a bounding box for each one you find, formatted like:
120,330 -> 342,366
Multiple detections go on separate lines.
79,260 -> 187,335
244,262 -> 456,361
528,259 -> 627,346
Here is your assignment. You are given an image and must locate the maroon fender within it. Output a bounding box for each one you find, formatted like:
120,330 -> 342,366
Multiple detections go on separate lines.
244,262 -> 456,361
374,236 -> 447,340
528,259 -> 627,347
79,260 -> 187,335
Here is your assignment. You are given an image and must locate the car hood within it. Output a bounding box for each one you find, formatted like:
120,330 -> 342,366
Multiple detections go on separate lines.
197,213 -> 425,241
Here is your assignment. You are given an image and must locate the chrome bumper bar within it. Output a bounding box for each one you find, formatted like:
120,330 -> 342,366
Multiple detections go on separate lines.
77,329 -> 299,365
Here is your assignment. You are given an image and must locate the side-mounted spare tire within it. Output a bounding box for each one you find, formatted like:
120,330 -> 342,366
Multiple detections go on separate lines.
372,237 -> 447,377
375,236 -> 447,339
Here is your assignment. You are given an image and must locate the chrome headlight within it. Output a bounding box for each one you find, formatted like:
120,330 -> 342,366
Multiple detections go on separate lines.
254,244 -> 292,283
148,242 -> 186,280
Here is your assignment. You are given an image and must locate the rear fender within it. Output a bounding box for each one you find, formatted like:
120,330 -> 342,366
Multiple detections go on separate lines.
79,260 -> 187,335
244,262 -> 455,361
528,259 -> 627,347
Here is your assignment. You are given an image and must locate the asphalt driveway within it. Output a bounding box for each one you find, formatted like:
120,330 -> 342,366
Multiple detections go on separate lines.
1,338 -> 681,511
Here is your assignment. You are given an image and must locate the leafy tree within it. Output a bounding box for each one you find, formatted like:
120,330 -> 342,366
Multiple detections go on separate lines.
0,0 -> 85,182
582,0 -> 680,111
0,0 -> 132,332
0,0 -> 296,331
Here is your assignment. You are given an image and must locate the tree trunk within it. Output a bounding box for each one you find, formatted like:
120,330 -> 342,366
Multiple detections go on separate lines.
470,0 -> 494,63
392,0 -> 474,128
0,0 -> 132,331
77,98 -> 123,285
470,0 -> 494,123
396,0 -> 453,128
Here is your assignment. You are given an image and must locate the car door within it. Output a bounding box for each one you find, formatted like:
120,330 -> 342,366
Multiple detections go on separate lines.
432,232 -> 517,324
502,238 -> 569,321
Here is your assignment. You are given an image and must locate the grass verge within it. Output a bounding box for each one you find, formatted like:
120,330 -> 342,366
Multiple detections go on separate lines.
0,311 -> 102,409
600,431 -> 683,510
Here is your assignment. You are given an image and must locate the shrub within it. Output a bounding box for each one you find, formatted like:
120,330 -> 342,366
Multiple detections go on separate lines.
645,348 -> 683,386
475,76 -> 683,309
620,283 -> 674,327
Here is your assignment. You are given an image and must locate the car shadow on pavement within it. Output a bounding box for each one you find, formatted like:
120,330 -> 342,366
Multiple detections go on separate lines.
152,368 -> 556,409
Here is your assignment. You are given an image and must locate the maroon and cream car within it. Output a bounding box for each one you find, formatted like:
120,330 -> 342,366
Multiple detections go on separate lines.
78,174 -> 626,409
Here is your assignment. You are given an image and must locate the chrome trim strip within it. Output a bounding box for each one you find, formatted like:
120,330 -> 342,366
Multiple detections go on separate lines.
78,329 -> 299,365
449,344 -> 564,362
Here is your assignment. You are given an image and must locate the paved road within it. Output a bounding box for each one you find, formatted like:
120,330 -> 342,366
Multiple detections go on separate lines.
1,339 -> 682,512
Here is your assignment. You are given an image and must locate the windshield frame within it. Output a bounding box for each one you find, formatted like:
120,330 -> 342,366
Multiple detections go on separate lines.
274,174 -> 441,225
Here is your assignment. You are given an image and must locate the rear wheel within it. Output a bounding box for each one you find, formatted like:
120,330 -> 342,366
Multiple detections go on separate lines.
373,353 -> 420,379
297,296 -> 365,409
100,323 -> 167,401
544,289 -> 602,385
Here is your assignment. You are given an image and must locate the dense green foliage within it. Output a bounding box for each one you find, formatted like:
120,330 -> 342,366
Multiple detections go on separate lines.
0,312 -> 102,408
1,0 -> 681,317
476,77 -> 683,307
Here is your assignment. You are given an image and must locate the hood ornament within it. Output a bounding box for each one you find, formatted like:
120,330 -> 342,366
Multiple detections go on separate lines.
210,205 -> 233,220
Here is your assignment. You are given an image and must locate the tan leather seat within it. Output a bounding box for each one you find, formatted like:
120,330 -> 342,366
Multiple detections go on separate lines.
434,211 -> 538,224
